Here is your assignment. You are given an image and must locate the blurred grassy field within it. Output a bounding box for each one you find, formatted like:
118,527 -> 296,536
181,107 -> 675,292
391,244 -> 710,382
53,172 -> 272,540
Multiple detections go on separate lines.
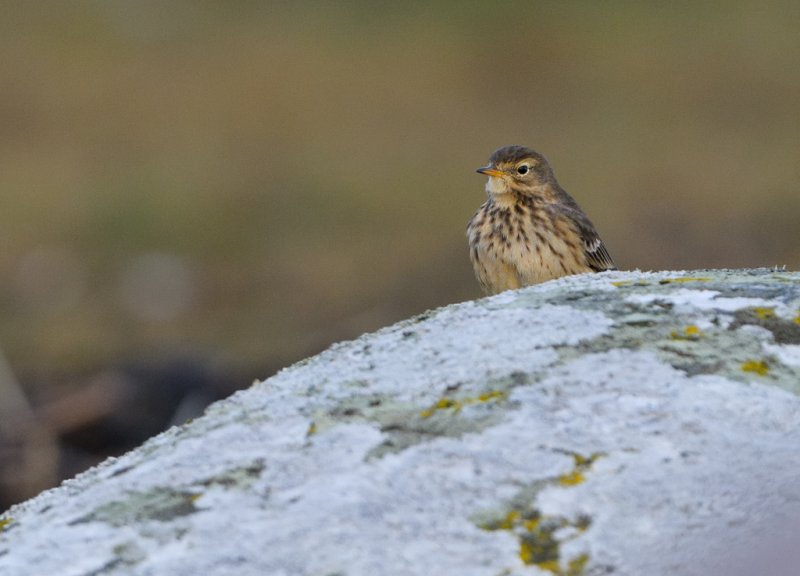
1,0 -> 798,380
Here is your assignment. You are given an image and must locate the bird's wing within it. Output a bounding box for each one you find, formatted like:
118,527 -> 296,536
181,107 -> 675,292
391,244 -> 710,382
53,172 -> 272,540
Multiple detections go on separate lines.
562,206 -> 616,272
581,231 -> 616,271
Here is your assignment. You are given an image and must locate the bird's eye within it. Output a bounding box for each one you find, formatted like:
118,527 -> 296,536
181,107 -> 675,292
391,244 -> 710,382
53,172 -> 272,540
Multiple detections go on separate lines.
516,165 -> 529,175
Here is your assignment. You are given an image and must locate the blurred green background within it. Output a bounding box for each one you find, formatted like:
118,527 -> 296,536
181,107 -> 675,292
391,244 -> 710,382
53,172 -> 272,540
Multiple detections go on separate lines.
1,1 -> 798,507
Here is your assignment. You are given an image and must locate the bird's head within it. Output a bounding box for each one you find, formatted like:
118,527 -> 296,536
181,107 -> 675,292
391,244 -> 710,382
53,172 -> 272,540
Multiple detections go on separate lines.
476,145 -> 555,197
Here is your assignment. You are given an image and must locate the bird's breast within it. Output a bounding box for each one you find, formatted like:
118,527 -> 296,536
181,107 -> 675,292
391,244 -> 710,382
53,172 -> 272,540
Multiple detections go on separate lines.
468,201 -> 590,291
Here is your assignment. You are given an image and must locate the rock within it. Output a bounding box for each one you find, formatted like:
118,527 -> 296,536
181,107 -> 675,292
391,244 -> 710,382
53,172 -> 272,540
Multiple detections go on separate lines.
1,269 -> 800,576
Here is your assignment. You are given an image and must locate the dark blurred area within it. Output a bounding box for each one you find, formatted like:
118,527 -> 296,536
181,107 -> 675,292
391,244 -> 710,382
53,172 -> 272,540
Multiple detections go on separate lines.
1,1 -> 798,510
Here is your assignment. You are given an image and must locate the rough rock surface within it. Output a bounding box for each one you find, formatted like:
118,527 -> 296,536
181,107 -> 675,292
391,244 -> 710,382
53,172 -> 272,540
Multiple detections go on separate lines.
2,269 -> 800,576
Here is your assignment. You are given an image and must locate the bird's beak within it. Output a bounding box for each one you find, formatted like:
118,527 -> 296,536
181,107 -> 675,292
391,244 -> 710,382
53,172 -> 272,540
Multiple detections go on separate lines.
476,166 -> 504,178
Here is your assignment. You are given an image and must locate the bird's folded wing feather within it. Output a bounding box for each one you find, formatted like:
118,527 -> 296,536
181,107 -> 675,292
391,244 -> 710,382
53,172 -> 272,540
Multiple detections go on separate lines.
565,207 -> 616,271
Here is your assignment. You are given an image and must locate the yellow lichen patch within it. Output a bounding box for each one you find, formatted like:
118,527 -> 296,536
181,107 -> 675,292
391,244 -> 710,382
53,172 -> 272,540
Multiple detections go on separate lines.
670,325 -> 703,341
306,421 -> 318,437
557,470 -> 585,486
519,515 -> 591,574
495,510 -> 520,531
419,397 -> 459,418
659,277 -> 711,285
479,509 -> 526,532
518,540 -> 533,564
752,307 -> 776,320
419,390 -> 506,418
559,452 -> 603,486
477,390 -> 506,403
0,517 -> 12,531
741,360 -> 769,376
534,559 -> 560,573
435,398 -> 459,410
567,554 -> 590,575
574,452 -> 604,470
611,280 -> 633,287
659,277 -> 712,284
794,314 -> 800,325
480,507 -> 592,574
477,452 -> 599,574
517,517 -> 563,568
572,453 -> 596,467
523,517 -> 540,532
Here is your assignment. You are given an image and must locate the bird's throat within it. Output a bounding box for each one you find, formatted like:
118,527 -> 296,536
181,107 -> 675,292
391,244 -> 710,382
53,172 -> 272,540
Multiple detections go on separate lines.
485,175 -> 511,197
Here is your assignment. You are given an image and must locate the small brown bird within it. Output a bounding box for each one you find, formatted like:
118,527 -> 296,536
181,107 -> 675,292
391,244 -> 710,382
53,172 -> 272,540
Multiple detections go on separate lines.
467,145 -> 615,294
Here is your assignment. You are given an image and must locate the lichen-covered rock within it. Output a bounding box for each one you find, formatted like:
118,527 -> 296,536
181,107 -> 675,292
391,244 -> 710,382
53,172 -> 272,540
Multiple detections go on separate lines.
2,269 -> 800,576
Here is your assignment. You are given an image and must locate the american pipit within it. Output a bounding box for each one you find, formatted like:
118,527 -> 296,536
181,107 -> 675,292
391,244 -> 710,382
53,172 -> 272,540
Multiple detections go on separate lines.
467,145 -> 615,295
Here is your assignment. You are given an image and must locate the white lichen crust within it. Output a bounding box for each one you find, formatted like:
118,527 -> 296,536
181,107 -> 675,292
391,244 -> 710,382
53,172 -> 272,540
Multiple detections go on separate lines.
1,269 -> 799,576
